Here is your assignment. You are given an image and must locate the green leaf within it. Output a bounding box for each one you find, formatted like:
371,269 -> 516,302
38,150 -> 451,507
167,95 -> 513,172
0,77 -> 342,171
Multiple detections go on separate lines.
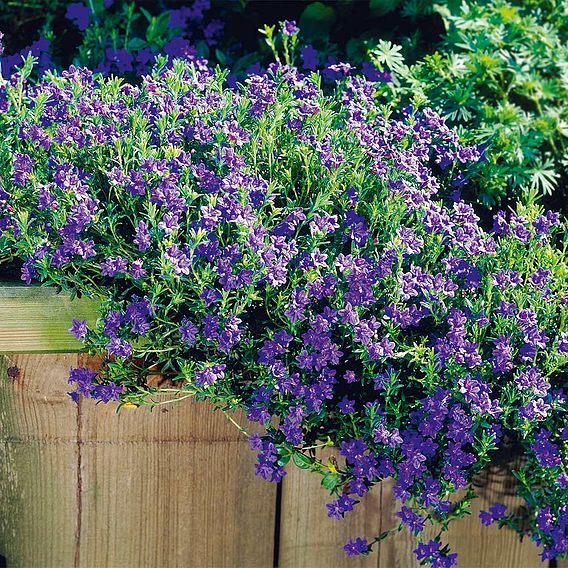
292,451 -> 312,470
196,40 -> 210,59
277,454 -> 291,467
128,37 -> 147,51
299,2 -> 336,39
370,40 -> 405,72
321,472 -> 341,492
139,7 -> 153,23
215,49 -> 227,66
369,0 -> 401,16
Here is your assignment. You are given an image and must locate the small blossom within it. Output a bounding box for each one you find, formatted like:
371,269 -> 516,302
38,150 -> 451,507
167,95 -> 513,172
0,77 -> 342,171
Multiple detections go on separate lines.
69,319 -> 88,340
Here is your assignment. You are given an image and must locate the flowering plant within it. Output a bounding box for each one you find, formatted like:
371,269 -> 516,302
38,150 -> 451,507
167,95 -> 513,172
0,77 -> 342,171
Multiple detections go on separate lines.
0,47 -> 567,565
0,0 -> 224,79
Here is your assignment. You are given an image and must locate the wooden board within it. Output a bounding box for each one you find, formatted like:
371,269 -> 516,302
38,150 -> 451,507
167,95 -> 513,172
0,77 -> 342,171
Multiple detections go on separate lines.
378,474 -> 543,568
0,285 -> 99,353
279,460 -> 546,568
0,353 -> 80,568
0,285 -> 562,568
278,447 -> 382,568
0,353 -> 277,568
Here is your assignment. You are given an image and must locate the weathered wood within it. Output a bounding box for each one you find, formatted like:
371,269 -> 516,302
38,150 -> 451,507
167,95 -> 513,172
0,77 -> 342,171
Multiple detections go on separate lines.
0,285 -> 99,353
0,354 -> 80,568
77,356 -> 276,568
378,473 -> 543,568
279,447 -> 382,568
0,287 -> 561,567
0,354 -> 277,567
279,454 -> 545,568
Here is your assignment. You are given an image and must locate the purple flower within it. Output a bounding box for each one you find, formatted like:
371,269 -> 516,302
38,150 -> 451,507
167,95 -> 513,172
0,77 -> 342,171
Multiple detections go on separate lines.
65,3 -> 91,31
432,553 -> 458,568
373,424 -> 402,448
107,337 -> 133,359
250,433 -> 286,483
514,367 -> 550,397
158,212 -> 180,235
20,257 -> 36,284
491,335 -> 513,373
204,20 -> 224,43
520,398 -> 551,421
134,221 -> 151,252
327,494 -> 356,519
130,259 -> 147,279
414,540 -> 441,561
203,314 -> 220,341
397,506 -> 425,533
480,503 -> 507,526
92,382 -> 122,403
67,367 -> 101,401
179,318 -> 198,346
338,398 -> 355,414
69,319 -> 88,340
38,185 -> 58,210
101,256 -> 128,277
531,430 -> 561,468
195,363 -> 226,387
124,298 -> 153,335
13,153 -> 33,185
165,244 -> 191,276
164,37 -> 194,59
218,315 -> 243,353
106,48 -> 133,74
309,213 -> 338,236
533,211 -> 559,235
529,268 -> 551,289
281,20 -> 299,37
343,538 -> 368,557
301,45 -> 318,70
200,288 -> 221,307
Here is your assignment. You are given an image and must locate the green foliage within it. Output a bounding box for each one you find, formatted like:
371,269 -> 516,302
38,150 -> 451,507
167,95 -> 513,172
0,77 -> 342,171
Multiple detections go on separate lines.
371,0 -> 568,207
299,2 -> 336,40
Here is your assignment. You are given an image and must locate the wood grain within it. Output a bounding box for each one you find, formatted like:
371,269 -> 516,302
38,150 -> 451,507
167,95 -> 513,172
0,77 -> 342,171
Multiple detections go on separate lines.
78,354 -> 276,568
0,353 -> 277,568
278,447 -> 382,568
279,455 -> 546,568
0,291 -> 560,568
0,354 -> 79,568
378,472 -> 543,568
0,285 -> 99,353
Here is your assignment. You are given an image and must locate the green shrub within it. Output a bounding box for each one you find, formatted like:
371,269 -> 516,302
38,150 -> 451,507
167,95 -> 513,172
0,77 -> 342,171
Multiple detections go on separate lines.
373,1 -> 568,207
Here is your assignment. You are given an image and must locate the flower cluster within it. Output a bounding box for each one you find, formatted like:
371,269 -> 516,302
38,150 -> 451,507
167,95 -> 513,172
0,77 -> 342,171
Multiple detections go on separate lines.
0,0 -> 222,79
0,51 -> 566,564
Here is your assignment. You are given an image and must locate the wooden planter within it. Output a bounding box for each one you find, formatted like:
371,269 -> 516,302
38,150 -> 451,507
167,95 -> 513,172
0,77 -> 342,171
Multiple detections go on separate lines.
0,285 -> 559,568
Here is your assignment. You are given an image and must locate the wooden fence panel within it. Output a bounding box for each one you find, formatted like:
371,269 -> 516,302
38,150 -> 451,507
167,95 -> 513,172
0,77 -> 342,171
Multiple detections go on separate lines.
378,475 -> 542,568
0,287 -> 562,568
279,448 -> 382,568
0,353 -> 276,568
0,285 -> 98,353
0,354 -> 79,568
279,462 -> 545,568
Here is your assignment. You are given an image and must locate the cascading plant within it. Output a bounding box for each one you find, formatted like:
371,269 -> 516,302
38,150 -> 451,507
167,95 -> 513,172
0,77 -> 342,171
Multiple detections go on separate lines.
0,43 -> 566,566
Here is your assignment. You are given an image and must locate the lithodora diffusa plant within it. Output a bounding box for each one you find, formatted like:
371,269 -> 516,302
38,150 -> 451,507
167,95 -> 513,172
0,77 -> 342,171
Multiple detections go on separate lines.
0,51 -> 567,565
